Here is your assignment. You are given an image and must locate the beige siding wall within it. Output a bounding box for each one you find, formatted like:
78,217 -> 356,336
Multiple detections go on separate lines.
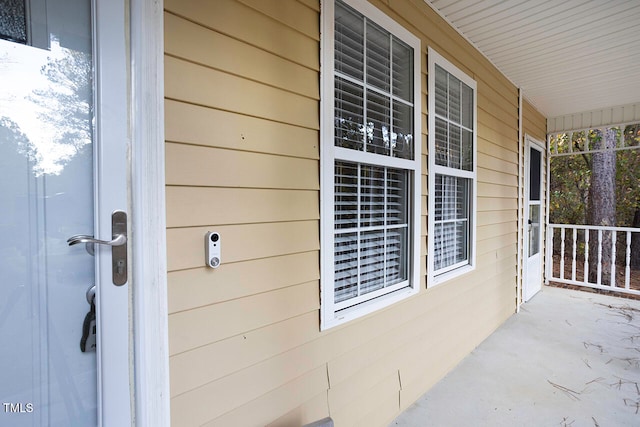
165,0 -> 532,426
524,100 -> 547,142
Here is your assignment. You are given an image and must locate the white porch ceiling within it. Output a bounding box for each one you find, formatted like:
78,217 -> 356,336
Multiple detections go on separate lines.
424,0 -> 640,120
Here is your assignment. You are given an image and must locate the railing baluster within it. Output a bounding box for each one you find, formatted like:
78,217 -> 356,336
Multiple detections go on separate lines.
597,229 -> 602,286
584,229 -> 590,284
611,231 -> 617,288
626,231 -> 631,289
572,228 -> 577,280
548,226 -> 555,280
546,224 -> 639,297
560,228 -> 565,280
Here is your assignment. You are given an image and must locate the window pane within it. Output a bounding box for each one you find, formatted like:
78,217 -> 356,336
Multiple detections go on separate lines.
386,228 -> 407,285
392,38 -> 412,101
335,161 -> 358,229
455,220 -> 469,263
334,1 -> 414,161
435,117 -> 448,166
335,77 -> 364,150
434,222 -> 454,270
462,83 -> 473,129
434,66 -> 474,173
529,147 -> 541,201
456,177 -> 469,219
333,163 -> 410,304
462,129 -> 473,171
434,174 -> 470,271
360,231 -> 385,294
448,74 -> 461,124
335,1 -> 364,80
366,22 -> 390,93
0,0 -> 27,44
529,205 -> 540,256
386,168 -> 408,225
449,124 -> 461,169
434,65 -> 447,118
365,90 -> 390,155
434,175 -> 469,221
335,232 -> 358,302
392,100 -> 414,160
360,164 -> 385,227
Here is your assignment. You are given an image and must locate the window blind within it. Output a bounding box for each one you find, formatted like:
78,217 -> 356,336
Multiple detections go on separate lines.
432,62 -> 474,274
334,161 -> 408,304
334,0 -> 414,160
325,0 -> 419,322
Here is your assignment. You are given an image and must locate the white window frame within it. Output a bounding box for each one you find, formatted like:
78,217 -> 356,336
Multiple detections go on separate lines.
427,48 -> 477,286
321,0 -> 421,330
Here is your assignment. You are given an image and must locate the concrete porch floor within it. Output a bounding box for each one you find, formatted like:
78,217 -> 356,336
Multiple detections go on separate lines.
390,286 -> 640,427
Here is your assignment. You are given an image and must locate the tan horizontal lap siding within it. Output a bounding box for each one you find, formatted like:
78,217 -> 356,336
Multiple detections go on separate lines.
165,0 -> 522,426
165,0 -> 323,425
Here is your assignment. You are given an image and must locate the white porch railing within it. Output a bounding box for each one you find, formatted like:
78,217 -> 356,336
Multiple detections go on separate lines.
546,224 -> 640,296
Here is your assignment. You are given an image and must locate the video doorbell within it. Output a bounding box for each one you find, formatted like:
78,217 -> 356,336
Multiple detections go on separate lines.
205,232 -> 221,268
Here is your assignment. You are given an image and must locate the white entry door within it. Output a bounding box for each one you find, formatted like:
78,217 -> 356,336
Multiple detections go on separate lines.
524,138 -> 544,301
0,1 -> 131,426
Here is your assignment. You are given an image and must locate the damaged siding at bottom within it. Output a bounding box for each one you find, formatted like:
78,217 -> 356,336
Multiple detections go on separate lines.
164,0 -> 543,426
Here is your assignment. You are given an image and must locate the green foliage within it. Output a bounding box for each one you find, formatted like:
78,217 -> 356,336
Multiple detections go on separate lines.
549,124 -> 640,226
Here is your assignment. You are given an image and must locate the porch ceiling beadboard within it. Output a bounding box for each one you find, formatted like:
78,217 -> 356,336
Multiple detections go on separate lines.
424,0 -> 640,126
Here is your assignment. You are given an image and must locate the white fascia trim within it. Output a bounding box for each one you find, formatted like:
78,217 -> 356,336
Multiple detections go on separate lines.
320,0 -> 421,330
130,0 -> 170,425
427,47 -> 478,287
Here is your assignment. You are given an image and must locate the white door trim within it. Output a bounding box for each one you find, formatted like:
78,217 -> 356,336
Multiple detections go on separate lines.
93,0 -> 131,424
523,135 -> 545,302
129,0 -> 170,426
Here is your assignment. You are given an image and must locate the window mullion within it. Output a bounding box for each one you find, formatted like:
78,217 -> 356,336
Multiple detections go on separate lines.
446,74 -> 450,168
362,17 -> 368,154
383,166 -> 388,286
389,33 -> 394,159
356,162 -> 362,297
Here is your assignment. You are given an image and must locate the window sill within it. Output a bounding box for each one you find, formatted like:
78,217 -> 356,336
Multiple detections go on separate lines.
430,264 -> 475,287
321,285 -> 418,331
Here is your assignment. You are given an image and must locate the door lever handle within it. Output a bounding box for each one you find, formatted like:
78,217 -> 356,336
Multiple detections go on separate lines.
67,234 -> 127,247
67,210 -> 128,286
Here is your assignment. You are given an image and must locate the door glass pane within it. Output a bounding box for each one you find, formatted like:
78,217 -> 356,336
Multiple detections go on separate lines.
529,205 -> 540,256
0,1 -> 96,425
0,0 -> 27,43
529,147 -> 541,201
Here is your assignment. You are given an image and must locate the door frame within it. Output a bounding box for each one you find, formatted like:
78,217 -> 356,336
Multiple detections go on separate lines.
96,0 -> 169,425
128,0 -> 170,425
523,135 -> 545,302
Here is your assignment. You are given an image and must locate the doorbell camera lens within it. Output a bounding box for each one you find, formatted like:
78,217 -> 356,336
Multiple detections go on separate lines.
211,233 -> 219,243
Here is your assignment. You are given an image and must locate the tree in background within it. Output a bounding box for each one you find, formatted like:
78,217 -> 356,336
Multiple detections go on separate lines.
587,128 -> 616,284
623,124 -> 640,267
549,124 -> 640,283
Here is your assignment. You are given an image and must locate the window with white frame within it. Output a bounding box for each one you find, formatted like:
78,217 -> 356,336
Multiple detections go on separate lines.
428,48 -> 476,284
321,0 -> 421,329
